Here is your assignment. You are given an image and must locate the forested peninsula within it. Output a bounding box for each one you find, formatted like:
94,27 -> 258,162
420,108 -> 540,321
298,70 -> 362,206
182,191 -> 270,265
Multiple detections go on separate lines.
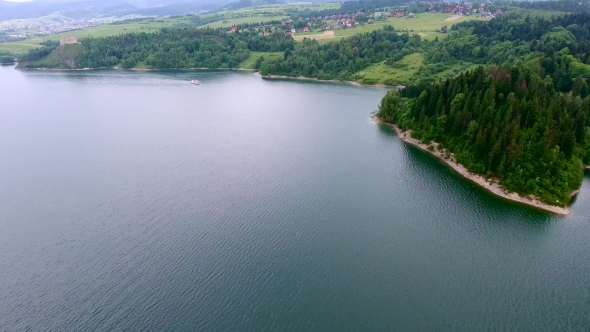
378,13 -> 590,212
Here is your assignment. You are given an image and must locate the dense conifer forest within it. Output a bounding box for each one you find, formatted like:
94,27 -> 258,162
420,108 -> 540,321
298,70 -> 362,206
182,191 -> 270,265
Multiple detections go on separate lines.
378,12 -> 590,206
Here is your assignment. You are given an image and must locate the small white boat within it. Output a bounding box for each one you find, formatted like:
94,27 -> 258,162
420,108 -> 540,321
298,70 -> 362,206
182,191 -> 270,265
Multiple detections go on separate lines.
190,79 -> 201,85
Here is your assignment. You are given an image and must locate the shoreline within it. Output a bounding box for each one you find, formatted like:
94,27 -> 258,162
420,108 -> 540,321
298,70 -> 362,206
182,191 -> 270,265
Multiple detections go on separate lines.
123,67 -> 257,71
17,66 -> 257,71
17,66 -> 400,87
375,117 -> 571,215
257,73 -> 404,88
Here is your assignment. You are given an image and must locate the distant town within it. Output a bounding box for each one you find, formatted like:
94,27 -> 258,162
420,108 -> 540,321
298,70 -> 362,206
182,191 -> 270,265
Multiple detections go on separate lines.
227,2 -> 501,36
0,18 -> 118,41
0,1 -> 503,42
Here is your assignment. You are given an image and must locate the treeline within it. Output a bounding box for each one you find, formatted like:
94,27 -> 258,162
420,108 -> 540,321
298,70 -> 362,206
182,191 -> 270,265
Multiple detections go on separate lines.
420,13 -> 590,90
377,12 -> 590,205
379,66 -> 589,206
0,55 -> 15,64
80,28 -> 294,69
20,27 -> 296,69
19,46 -> 57,63
260,27 -> 420,80
512,0 -> 590,13
259,12 -> 590,83
443,13 -> 590,66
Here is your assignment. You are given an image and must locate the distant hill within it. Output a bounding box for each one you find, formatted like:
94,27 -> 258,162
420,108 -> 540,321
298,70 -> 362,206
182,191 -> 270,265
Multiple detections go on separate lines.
221,0 -> 285,11
0,0 -> 233,21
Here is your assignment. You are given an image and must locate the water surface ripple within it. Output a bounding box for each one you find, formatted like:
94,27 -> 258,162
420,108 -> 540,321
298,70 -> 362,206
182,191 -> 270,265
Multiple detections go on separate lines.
0,67 -> 589,331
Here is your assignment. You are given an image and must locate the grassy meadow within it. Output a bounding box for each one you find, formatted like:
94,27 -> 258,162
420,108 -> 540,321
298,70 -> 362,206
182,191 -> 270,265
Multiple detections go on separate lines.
353,53 -> 424,85
294,13 -> 483,43
200,3 -> 339,28
216,3 -> 339,17
239,51 -> 283,69
202,15 -> 287,29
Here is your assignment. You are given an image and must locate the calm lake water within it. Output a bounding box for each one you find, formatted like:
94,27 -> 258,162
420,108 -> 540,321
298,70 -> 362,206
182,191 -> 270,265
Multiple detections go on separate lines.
1,66 -> 589,331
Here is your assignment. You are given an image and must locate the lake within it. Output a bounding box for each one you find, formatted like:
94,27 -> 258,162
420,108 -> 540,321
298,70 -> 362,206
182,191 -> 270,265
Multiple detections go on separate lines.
1,66 -> 589,331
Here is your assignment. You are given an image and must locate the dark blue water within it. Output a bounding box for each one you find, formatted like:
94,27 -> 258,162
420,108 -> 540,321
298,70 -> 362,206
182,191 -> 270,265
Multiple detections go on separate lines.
1,66 -> 589,331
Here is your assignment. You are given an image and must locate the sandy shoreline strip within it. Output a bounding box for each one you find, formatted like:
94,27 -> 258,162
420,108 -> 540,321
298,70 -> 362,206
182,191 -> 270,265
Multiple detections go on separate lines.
376,118 -> 571,215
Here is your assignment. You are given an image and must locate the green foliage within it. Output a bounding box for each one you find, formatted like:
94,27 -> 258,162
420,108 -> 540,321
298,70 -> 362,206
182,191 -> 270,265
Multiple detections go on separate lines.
260,28 -> 417,80
514,0 -> 590,12
20,27 -> 296,69
0,55 -> 14,64
121,56 -> 137,69
353,52 -> 424,85
379,65 -> 589,206
19,44 -> 85,69
39,40 -> 60,48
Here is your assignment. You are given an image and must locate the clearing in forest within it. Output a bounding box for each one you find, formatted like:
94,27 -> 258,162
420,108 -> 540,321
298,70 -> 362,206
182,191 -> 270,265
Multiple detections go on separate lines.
353,53 -> 424,85
238,51 -> 283,69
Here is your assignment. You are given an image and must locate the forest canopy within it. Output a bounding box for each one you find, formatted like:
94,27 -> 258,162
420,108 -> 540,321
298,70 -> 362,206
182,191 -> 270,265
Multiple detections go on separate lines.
378,12 -> 590,206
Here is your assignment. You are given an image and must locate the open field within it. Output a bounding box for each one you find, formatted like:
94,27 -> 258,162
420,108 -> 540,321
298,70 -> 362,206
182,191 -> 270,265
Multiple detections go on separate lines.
293,31 -> 335,41
353,53 -> 424,84
239,51 -> 282,69
0,8 -> 482,55
0,3 -> 340,55
200,3 -> 339,28
0,18 -> 187,54
444,15 -> 464,22
203,15 -> 287,29
307,13 -> 483,43
217,3 -> 339,17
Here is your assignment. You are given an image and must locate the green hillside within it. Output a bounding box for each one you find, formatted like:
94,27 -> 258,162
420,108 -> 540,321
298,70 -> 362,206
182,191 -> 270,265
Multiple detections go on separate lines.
18,43 -> 85,69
